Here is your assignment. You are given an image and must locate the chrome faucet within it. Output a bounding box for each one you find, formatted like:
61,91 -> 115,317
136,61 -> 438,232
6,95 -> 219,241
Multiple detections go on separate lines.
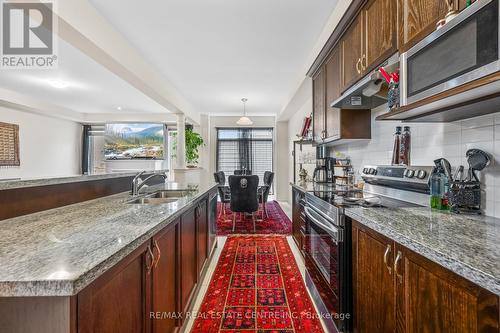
132,171 -> 168,196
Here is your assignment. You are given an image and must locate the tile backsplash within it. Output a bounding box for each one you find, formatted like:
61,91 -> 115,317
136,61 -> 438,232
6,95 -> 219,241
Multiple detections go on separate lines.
329,106 -> 500,218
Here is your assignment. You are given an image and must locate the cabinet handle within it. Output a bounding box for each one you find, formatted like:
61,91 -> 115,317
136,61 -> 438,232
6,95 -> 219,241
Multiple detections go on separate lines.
383,244 -> 392,275
356,58 -> 362,74
146,245 -> 155,274
361,54 -> 367,71
153,240 -> 161,269
394,251 -> 403,284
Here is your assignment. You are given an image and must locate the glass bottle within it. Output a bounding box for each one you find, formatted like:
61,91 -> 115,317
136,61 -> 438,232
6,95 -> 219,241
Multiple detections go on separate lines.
430,165 -> 450,210
391,126 -> 402,165
399,126 -> 411,166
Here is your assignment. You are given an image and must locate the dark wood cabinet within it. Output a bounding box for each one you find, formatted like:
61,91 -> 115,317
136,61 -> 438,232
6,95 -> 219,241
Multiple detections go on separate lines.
395,243 -> 499,333
312,68 -> 326,144
152,223 -> 179,333
325,45 -> 342,139
397,0 -> 450,52
180,206 -> 198,314
352,223 -> 395,333
78,243 -> 151,333
352,220 -> 500,333
196,199 -> 208,275
341,15 -> 363,91
363,0 -> 397,73
291,187 -> 305,251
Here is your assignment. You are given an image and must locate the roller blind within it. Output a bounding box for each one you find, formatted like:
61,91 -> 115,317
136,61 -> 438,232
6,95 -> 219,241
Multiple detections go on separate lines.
216,128 -> 273,186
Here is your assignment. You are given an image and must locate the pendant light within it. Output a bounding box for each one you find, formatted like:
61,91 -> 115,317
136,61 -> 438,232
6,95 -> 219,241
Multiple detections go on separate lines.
236,98 -> 253,126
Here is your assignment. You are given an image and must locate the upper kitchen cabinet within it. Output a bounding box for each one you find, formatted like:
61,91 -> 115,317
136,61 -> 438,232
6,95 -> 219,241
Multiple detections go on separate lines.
341,15 -> 364,91
363,0 -> 397,72
312,68 -> 326,143
325,45 -> 342,139
398,0 -> 450,52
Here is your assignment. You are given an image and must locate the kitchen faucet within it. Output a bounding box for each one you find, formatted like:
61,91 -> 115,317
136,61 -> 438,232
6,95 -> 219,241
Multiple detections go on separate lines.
132,171 -> 168,196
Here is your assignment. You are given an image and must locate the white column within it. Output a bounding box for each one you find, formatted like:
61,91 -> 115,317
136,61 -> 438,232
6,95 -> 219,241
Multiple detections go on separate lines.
176,114 -> 186,169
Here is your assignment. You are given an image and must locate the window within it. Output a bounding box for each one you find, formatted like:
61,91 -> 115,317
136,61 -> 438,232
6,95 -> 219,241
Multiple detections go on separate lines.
104,123 -> 164,160
216,128 -> 273,186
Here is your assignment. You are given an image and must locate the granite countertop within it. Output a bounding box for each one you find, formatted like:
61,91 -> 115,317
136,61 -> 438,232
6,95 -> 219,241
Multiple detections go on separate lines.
0,170 -> 168,191
0,180 -> 217,297
345,207 -> 500,296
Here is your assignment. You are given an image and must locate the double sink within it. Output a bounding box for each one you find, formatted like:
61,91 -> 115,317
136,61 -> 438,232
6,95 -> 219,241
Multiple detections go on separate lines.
128,189 -> 193,205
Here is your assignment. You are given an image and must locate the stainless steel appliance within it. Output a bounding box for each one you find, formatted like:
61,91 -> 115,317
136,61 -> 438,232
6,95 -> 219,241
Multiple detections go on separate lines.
400,0 -> 500,107
313,158 -> 335,183
302,165 -> 432,332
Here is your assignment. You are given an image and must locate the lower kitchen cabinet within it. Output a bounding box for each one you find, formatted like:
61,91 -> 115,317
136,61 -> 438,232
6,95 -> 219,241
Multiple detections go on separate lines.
352,220 -> 500,333
75,193 -> 217,333
292,187 -> 305,251
152,222 -> 178,333
352,223 -> 395,333
180,203 -> 199,317
77,242 -> 151,333
196,199 -> 208,275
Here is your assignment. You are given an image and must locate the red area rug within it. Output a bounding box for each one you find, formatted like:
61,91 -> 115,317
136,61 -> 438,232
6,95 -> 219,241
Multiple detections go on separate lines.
217,201 -> 292,235
190,235 -> 324,333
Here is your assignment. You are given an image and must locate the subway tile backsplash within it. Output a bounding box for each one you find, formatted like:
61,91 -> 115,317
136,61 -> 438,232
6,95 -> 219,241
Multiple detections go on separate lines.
329,106 -> 500,218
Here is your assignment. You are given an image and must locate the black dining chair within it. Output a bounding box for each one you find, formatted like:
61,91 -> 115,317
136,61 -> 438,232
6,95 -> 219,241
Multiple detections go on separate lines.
234,169 -> 252,175
214,171 -> 230,218
228,175 -> 259,232
259,171 -> 275,218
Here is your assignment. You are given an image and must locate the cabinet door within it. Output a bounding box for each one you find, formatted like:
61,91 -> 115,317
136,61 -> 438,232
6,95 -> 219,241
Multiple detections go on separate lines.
180,207 -> 198,314
291,188 -> 304,249
197,199 -> 208,275
325,45 -> 342,139
352,223 -> 395,333
312,68 -> 326,143
78,243 -> 151,333
395,244 -> 500,333
152,222 -> 179,333
341,15 -> 363,91
207,191 -> 217,254
363,0 -> 397,72
398,0 -> 450,52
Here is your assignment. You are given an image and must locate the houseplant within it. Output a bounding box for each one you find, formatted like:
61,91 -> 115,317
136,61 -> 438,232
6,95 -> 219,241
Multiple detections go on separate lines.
185,128 -> 204,167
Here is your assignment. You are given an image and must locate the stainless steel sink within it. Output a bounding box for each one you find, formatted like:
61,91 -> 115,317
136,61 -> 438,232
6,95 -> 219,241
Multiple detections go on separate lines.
151,190 -> 191,198
127,189 -> 193,205
128,197 -> 179,205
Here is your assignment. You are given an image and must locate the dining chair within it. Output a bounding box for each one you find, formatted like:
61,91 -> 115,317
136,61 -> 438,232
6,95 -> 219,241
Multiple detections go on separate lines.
234,169 -> 252,175
228,175 -> 259,232
213,171 -> 230,218
258,171 -> 275,218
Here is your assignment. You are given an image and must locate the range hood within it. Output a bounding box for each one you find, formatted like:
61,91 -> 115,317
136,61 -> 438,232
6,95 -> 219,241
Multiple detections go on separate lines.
331,54 -> 399,110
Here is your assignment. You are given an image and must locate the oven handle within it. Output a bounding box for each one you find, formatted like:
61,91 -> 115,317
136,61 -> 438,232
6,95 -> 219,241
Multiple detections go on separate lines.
304,206 -> 343,243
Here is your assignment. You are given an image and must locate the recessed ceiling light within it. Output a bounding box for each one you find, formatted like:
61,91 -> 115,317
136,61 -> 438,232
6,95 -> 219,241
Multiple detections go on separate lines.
47,79 -> 69,89
117,106 -> 122,111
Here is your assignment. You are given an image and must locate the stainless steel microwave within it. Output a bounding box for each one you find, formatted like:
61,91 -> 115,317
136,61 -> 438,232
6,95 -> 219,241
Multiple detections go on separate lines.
400,0 -> 500,106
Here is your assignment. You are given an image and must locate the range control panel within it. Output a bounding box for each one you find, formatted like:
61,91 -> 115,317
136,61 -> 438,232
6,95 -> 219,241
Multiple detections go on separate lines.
361,165 -> 433,190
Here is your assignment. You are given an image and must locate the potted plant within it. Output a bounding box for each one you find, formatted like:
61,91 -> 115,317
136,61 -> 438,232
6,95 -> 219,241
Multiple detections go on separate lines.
185,128 -> 204,168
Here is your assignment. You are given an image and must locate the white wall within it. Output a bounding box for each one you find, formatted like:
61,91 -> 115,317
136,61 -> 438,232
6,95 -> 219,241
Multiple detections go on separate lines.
0,107 -> 81,180
275,121 -> 289,201
328,106 -> 500,218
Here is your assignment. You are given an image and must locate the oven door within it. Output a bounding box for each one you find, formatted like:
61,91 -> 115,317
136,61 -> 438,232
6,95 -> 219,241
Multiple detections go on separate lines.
401,0 -> 499,106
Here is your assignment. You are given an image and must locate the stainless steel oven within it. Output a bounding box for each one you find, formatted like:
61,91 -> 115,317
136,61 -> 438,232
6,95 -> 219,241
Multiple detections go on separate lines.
401,0 -> 500,106
303,192 -> 350,332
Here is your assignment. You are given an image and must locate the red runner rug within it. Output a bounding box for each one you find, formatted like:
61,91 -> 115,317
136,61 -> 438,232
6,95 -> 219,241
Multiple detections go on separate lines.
217,201 -> 292,235
190,235 -> 324,333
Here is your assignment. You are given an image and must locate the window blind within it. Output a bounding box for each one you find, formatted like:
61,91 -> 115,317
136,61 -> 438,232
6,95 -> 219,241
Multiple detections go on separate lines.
216,128 -> 273,189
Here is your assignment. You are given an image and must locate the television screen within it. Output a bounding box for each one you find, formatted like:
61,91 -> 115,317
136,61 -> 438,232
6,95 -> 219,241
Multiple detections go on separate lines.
104,123 -> 164,160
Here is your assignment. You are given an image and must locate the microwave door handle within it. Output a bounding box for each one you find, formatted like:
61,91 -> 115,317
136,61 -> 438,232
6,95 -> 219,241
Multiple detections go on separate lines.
304,207 -> 342,242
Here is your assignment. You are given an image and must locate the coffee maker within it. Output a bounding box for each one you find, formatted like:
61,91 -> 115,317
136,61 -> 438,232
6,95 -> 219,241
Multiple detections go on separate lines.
313,146 -> 335,183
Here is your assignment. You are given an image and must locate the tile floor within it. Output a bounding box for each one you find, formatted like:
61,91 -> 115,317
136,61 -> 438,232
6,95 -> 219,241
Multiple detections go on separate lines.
182,201 -> 329,332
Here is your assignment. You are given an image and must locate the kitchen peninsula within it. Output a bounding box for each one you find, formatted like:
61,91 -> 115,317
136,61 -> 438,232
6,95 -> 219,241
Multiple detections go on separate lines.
0,175 -> 218,333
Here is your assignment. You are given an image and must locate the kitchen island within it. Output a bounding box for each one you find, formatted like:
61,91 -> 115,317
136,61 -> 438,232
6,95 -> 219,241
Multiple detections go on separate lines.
0,179 -> 218,333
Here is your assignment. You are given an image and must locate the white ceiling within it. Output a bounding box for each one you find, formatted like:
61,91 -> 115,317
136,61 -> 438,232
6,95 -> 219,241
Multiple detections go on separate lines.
89,0 -> 338,115
0,37 -> 168,115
